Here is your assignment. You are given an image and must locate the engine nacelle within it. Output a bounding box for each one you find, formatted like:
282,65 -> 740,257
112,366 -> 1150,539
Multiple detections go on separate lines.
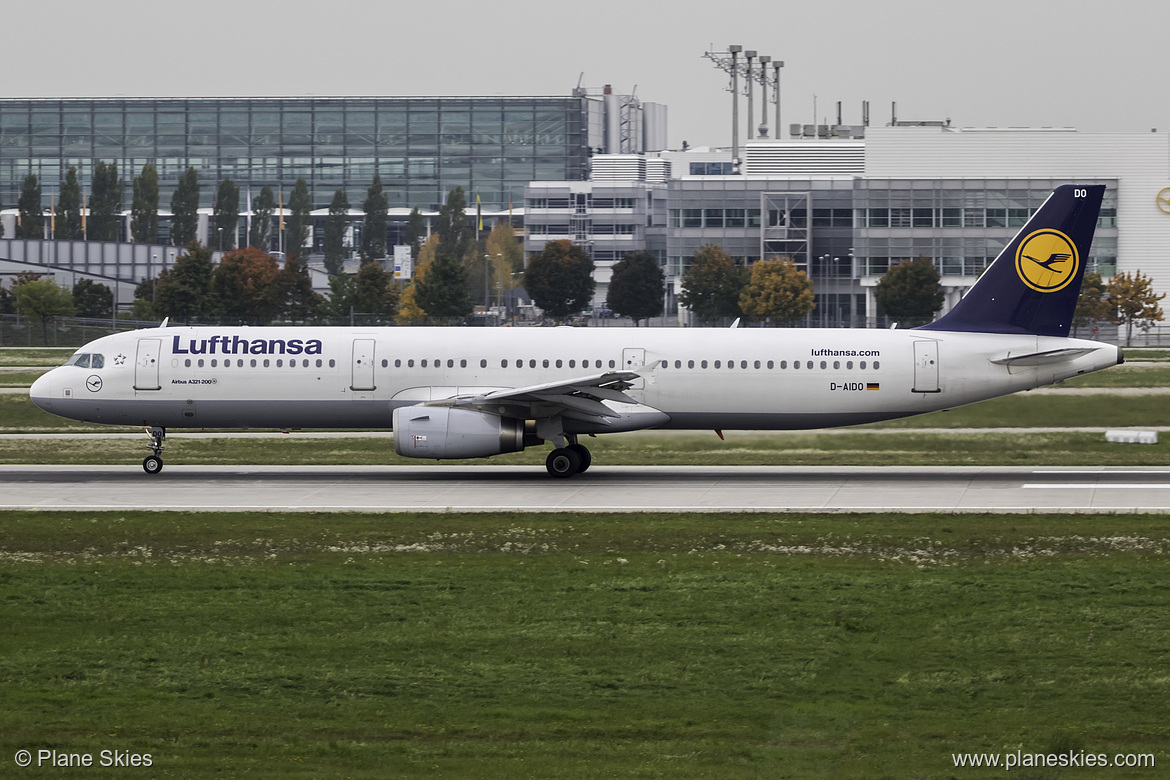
393,406 -> 526,459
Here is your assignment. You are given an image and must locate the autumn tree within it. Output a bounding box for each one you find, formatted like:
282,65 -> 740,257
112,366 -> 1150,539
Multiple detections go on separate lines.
72,278 -> 114,318
485,220 -> 524,309
398,234 -> 438,324
212,246 -> 281,323
58,167 -> 83,240
606,251 -> 665,326
405,206 -> 426,260
1073,271 -> 1111,337
285,178 -> 312,256
131,163 -> 160,243
89,161 -> 123,242
362,175 -> 389,259
323,188 -> 349,276
170,167 -> 201,246
17,174 -> 43,239
249,186 -> 275,250
523,240 -> 595,322
1108,270 -> 1166,346
738,259 -> 816,325
873,256 -> 944,327
213,178 -> 240,250
679,243 -> 747,325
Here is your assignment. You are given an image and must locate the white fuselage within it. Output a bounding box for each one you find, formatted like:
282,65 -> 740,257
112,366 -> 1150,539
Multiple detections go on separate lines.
30,325 -> 1120,434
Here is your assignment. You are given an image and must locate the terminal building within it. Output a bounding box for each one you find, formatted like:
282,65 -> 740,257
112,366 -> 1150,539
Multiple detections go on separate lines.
525,124 -> 1168,326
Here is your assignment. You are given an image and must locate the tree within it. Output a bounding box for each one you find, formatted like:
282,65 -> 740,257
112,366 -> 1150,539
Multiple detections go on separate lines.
436,186 -> 472,264
739,258 -> 815,325
323,188 -> 349,276
679,244 -> 748,325
325,272 -> 358,325
17,174 -> 43,239
90,161 -> 123,242
249,186 -> 275,250
170,167 -> 201,246
285,178 -> 312,255
523,239 -> 595,322
398,234 -> 437,324
213,177 -> 240,250
152,243 -> 215,323
362,175 -> 389,259
58,167 -> 83,240
131,163 -> 160,243
13,278 -> 75,342
485,221 -> 524,311
873,256 -> 944,327
269,254 -> 323,322
72,278 -> 114,318
405,206 -> 426,260
1073,271 -> 1111,337
353,261 -> 400,323
1109,270 -> 1166,346
414,252 -> 473,321
606,251 -> 665,326
212,246 -> 281,323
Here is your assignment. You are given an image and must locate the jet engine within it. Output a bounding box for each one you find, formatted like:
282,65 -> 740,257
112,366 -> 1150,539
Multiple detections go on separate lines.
393,406 -> 531,459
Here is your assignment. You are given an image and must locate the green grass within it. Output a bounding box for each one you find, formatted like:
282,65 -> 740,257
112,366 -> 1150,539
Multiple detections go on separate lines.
1,511 -> 1166,778
0,347 -> 74,366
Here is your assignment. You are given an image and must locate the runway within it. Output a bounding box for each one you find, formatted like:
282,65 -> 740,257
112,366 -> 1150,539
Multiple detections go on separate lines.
4,464 -> 1170,513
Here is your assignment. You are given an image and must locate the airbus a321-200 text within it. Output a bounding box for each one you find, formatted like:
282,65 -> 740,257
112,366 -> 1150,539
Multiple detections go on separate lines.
31,184 -> 1121,477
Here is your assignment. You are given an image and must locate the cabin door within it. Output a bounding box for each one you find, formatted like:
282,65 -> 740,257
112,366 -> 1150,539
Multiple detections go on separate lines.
134,338 -> 162,391
912,340 -> 940,393
351,338 -> 376,391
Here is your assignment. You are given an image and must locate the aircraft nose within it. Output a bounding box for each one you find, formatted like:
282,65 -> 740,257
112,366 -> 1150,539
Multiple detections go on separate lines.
29,371 -> 53,412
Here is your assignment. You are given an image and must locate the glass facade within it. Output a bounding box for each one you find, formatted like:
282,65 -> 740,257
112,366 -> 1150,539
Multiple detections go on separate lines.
0,96 -> 589,214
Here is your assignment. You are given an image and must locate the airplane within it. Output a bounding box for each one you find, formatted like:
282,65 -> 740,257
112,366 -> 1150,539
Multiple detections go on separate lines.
30,184 -> 1120,478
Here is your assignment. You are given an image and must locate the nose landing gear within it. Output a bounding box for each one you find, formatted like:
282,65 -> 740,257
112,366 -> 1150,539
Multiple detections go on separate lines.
143,426 -> 165,474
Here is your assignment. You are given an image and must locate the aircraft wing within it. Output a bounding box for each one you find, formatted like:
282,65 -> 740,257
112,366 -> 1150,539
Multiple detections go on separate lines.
426,362 -> 659,424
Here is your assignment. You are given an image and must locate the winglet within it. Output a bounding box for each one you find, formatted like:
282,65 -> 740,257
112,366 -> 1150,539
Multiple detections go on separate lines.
919,184 -> 1105,337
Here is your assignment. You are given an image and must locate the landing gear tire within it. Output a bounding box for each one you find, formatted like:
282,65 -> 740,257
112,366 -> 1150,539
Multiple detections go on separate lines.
546,447 -> 581,478
567,443 -> 592,474
143,455 -> 164,475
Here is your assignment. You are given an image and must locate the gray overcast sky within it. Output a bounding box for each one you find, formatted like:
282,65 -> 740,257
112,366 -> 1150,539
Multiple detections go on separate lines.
4,0 -> 1167,147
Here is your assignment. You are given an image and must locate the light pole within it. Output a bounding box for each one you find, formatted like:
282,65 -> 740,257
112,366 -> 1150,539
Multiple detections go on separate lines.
773,61 -> 784,138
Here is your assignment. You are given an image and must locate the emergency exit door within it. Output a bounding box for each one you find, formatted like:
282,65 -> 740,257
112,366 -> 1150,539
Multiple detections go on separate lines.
351,339 -> 376,391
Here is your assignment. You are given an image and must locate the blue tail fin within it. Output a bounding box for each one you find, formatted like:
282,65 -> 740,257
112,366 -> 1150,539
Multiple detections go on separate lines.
919,184 -> 1105,336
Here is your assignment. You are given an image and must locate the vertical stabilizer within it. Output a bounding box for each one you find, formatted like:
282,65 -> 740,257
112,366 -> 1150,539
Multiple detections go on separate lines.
919,185 -> 1105,336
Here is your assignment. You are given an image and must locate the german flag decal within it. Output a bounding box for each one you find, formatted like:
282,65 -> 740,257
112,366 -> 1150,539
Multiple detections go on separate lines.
866,383 -> 880,391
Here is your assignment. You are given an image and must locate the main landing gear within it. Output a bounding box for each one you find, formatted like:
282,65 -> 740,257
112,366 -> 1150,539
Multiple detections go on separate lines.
143,426 -> 165,475
545,437 -> 592,478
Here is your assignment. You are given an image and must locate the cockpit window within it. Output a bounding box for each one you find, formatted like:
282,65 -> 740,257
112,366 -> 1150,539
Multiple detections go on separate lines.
67,353 -> 104,368
91,354 -> 104,369
72,354 -> 91,368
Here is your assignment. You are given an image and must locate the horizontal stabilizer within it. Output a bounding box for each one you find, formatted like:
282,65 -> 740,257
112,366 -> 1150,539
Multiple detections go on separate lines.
990,348 -> 1098,367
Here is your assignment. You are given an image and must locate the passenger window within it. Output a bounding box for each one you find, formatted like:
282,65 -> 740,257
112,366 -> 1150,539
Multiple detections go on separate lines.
263,359 -> 270,367
501,359 -> 508,368
793,361 -> 800,370
211,359 -> 218,368
833,361 -> 840,370
751,361 -> 757,369
250,359 -> 257,367
529,359 -> 537,368
874,361 -> 881,369
316,359 -> 322,368
185,359 -> 192,367
460,359 -> 467,368
555,359 -> 562,368
395,359 -> 402,368
714,360 -> 721,369
543,359 -> 549,368
198,359 -> 205,368
778,361 -> 785,369
687,360 -> 694,369
859,361 -> 866,369
807,361 -> 814,369
408,359 -> 414,367
608,360 -> 616,369
447,359 -> 455,368
480,359 -> 487,368
569,359 -> 576,368
674,360 -> 682,368
701,360 -> 708,369
381,359 -> 388,368
421,359 -> 428,368
847,361 -> 853,369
